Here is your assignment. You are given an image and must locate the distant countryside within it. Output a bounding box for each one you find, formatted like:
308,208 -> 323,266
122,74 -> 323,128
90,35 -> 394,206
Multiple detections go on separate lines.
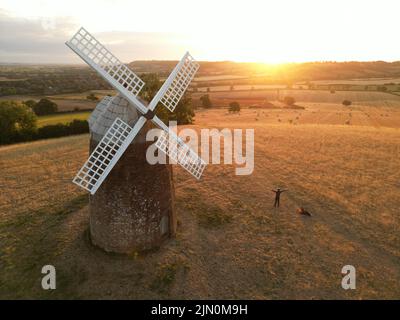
1,61 -> 400,143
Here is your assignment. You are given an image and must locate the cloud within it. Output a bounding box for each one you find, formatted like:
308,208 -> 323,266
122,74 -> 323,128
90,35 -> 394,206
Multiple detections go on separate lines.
0,11 -> 188,64
96,31 -> 188,62
0,11 -> 80,63
1,1 -> 399,63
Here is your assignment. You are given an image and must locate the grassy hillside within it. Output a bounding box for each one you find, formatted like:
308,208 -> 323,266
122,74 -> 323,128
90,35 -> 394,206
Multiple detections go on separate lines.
0,107 -> 399,299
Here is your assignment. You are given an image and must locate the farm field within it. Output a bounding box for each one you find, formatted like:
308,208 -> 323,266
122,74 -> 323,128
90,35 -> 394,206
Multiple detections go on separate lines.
194,89 -> 400,109
0,90 -> 115,112
194,75 -> 248,82
0,105 -> 399,299
299,77 -> 400,85
37,111 -> 91,127
196,84 -> 287,92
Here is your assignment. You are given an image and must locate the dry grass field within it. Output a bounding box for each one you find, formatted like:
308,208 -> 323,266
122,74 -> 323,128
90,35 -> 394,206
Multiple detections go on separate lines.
197,85 -> 287,92
0,104 -> 399,299
302,78 -> 400,85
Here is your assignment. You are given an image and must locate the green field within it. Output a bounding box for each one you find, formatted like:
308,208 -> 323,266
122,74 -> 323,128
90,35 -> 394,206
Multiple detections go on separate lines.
37,111 -> 91,127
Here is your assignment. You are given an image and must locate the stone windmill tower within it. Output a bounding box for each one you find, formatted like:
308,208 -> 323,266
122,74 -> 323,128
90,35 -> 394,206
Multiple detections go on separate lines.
66,28 -> 206,253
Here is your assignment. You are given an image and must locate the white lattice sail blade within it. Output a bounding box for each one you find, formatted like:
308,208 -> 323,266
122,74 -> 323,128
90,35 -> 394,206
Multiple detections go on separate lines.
66,27 -> 146,113
156,52 -> 199,112
73,116 -> 147,194
88,95 -> 113,129
155,130 -> 206,179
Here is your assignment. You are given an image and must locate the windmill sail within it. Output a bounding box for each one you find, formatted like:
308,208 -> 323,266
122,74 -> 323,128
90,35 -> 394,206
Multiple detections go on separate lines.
155,129 -> 206,180
68,27 -> 206,194
73,117 -> 147,194
148,52 -> 199,112
66,27 -> 147,114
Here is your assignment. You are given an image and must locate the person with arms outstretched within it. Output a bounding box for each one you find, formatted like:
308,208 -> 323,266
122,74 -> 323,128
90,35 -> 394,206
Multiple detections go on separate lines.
272,188 -> 287,208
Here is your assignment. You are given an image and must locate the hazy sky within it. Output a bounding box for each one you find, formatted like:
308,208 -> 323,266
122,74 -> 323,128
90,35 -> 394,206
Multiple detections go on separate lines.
0,0 -> 399,64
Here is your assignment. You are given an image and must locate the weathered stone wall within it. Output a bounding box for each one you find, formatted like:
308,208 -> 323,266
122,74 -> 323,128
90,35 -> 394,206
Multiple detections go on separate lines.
88,123 -> 176,253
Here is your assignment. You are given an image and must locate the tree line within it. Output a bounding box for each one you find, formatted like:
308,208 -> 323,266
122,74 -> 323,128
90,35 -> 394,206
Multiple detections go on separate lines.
0,73 -> 202,145
0,100 -> 88,145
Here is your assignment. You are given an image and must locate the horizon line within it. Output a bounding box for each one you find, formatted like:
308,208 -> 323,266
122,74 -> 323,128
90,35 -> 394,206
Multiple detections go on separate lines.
1,59 -> 400,66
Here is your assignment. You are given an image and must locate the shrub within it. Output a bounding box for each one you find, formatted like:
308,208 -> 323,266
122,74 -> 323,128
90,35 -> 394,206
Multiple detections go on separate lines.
283,96 -> 295,106
37,120 -> 89,139
68,119 -> 89,135
37,123 -> 69,139
342,100 -> 352,106
87,93 -> 99,101
33,98 -> 58,115
200,94 -> 212,108
24,99 -> 37,109
229,101 -> 240,113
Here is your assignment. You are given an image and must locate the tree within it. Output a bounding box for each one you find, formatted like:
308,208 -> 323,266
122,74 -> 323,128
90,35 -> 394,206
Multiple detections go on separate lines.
283,96 -> 295,106
87,93 -> 99,101
68,119 -> 89,135
156,95 -> 195,125
1,87 -> 17,96
37,123 -> 69,139
139,73 -> 162,102
229,101 -> 240,113
0,101 -> 37,144
342,100 -> 352,106
24,99 -> 37,109
200,94 -> 212,108
138,73 -> 195,124
33,98 -> 58,115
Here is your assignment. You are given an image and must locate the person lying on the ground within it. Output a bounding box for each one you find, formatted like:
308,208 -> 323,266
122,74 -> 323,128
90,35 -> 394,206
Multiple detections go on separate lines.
296,207 -> 312,216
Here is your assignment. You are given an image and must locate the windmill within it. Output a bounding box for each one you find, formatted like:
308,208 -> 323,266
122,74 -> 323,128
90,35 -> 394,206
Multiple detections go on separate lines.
66,27 -> 205,253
